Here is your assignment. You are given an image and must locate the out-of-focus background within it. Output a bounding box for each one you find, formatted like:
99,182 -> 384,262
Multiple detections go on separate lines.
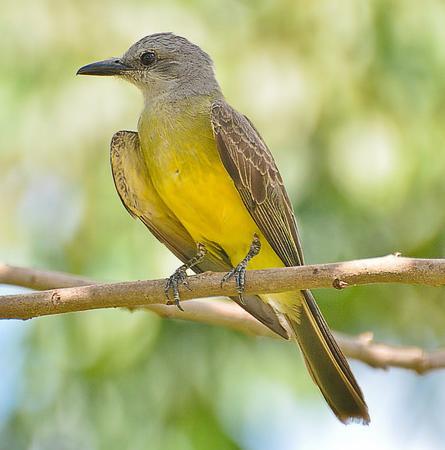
1,0 -> 445,448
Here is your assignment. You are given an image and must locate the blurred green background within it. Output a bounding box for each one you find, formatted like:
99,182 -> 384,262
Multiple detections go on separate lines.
1,0 -> 445,448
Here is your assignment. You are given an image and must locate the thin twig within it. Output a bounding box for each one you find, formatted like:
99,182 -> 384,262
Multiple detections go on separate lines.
2,254 -> 445,293
0,259 -> 444,373
1,255 -> 445,320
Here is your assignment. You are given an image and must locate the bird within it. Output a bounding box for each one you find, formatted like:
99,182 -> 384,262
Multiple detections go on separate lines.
77,32 -> 369,424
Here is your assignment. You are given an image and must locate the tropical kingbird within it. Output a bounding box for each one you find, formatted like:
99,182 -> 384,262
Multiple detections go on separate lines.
77,33 -> 369,424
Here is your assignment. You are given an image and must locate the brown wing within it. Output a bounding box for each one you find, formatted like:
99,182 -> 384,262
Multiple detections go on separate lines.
211,104 -> 370,424
211,100 -> 304,268
110,130 -> 288,339
111,131 -> 197,263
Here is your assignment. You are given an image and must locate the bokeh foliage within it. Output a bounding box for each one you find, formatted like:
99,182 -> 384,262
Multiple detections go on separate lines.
1,0 -> 445,449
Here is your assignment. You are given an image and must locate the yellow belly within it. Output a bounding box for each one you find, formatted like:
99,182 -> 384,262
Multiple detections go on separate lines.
139,117 -> 282,269
156,158 -> 298,315
154,147 -> 283,269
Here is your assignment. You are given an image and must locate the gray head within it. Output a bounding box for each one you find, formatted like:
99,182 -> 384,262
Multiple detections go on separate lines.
77,33 -> 221,101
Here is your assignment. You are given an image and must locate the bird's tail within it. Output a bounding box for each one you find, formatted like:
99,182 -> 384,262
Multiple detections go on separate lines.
284,290 -> 370,424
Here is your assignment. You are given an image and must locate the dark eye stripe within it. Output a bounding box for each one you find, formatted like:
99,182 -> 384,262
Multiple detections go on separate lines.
140,51 -> 156,66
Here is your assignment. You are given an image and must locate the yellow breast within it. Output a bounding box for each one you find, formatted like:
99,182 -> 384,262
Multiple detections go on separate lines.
138,98 -> 283,270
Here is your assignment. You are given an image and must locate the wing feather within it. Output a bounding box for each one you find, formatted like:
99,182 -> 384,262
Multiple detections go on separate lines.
211,107 -> 370,422
211,101 -> 304,267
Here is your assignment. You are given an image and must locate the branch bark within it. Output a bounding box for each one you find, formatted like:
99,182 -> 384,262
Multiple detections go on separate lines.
1,254 -> 445,320
1,256 -> 444,374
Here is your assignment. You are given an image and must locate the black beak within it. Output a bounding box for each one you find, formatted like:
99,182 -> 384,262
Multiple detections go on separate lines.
76,58 -> 131,76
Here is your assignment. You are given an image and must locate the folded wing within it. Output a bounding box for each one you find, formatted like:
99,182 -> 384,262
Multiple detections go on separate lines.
110,130 -> 288,339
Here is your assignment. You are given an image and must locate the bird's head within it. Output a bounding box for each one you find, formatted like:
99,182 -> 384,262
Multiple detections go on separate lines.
77,33 -> 221,102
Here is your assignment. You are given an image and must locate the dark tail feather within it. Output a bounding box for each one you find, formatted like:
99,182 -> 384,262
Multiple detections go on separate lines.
285,290 -> 370,424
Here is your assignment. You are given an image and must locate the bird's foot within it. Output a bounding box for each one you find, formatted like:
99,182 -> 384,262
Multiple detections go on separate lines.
164,243 -> 207,311
164,265 -> 189,311
221,233 -> 261,303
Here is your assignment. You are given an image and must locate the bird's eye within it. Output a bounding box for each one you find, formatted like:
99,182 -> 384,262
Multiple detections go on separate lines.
140,51 -> 157,66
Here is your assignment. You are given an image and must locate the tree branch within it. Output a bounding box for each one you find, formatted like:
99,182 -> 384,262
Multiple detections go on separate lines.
1,254 -> 445,320
1,256 -> 444,373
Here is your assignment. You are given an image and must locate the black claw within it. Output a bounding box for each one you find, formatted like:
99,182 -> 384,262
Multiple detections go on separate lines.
221,266 -> 246,303
221,234 -> 261,305
175,295 -> 184,312
237,268 -> 246,293
164,266 -> 188,310
235,267 -> 247,304
164,243 -> 207,311
221,268 -> 235,285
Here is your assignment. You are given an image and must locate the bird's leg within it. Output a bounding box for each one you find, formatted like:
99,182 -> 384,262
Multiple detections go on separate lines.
221,233 -> 261,304
165,243 -> 207,311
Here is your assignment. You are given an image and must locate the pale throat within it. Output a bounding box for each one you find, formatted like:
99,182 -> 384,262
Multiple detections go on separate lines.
139,72 -> 222,108
138,85 -> 219,140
